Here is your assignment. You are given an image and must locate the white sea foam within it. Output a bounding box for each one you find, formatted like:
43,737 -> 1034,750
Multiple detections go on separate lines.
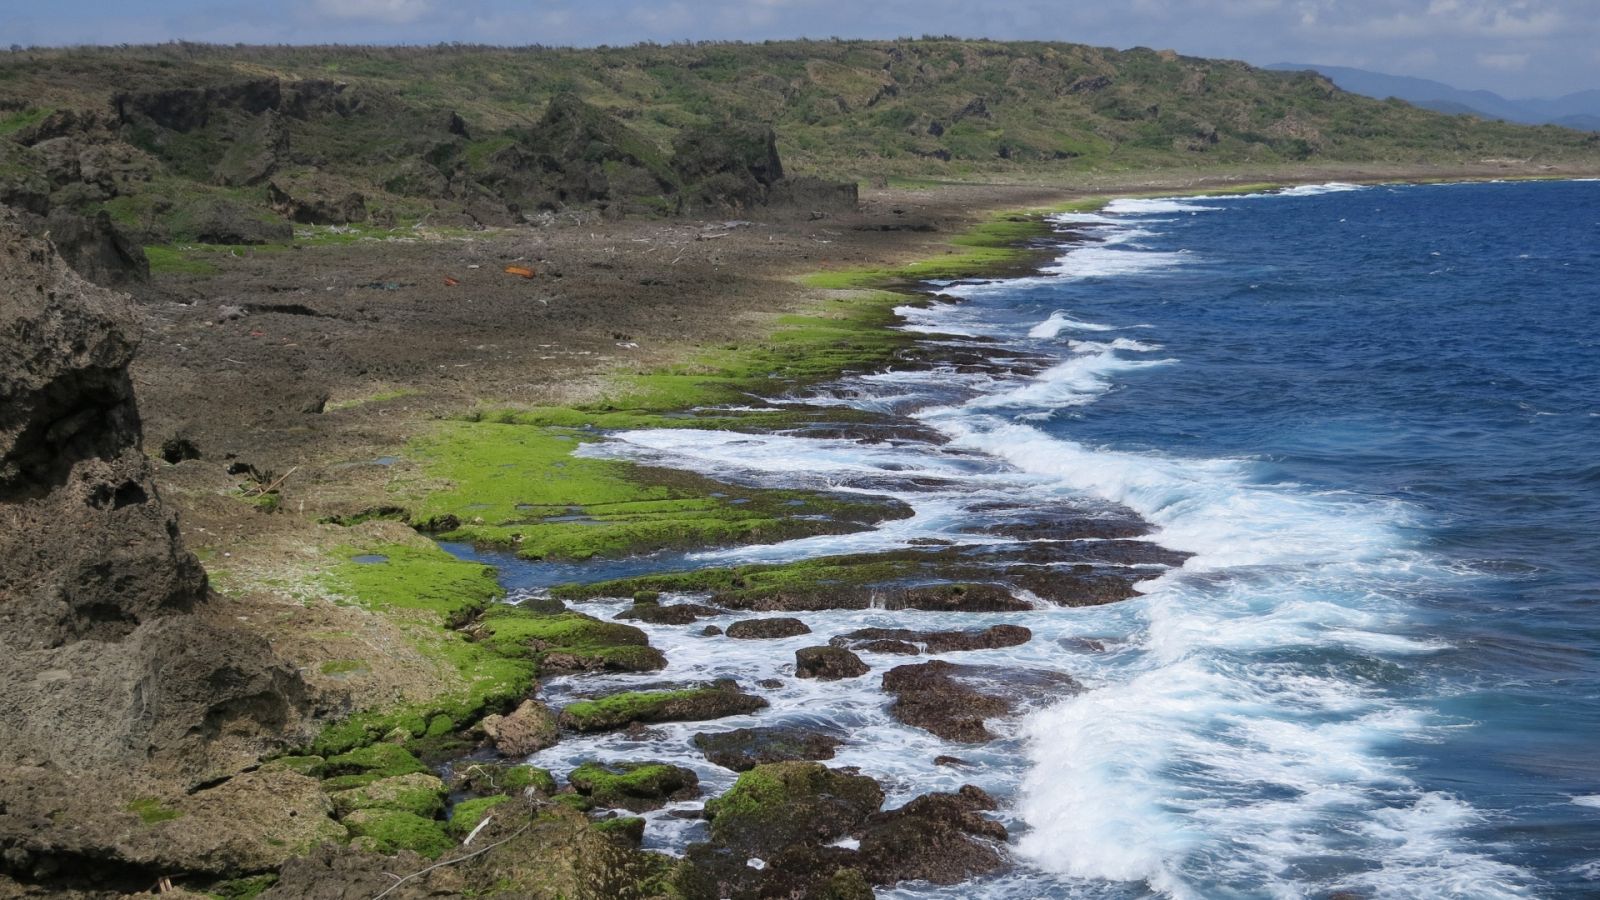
1028,310 -> 1117,338
960,353 -> 1175,412
1573,794 -> 1600,809
1102,197 -> 1223,215
1278,181 -> 1366,196
541,185 -> 1533,897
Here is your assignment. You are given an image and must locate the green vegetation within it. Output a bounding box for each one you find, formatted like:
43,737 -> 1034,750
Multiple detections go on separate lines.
329,773 -> 448,818
446,795 -> 512,838
342,808 -> 455,858
552,547 -> 941,605
558,686 -> 766,732
9,40 -> 1593,181
567,762 -> 697,809
399,416 -> 906,561
0,106 -> 51,136
125,796 -> 182,825
6,39 -> 1595,271
803,210 -> 1054,289
469,605 -> 665,673
320,743 -> 430,780
309,542 -> 539,756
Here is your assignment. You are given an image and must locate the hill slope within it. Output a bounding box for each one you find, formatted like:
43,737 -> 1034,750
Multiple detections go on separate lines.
4,40 -> 1598,249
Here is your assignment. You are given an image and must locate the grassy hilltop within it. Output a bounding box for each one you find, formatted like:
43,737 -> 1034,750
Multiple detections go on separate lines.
3,38 -> 1597,249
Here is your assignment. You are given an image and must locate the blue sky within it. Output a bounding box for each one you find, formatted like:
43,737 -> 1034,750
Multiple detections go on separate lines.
4,0 -> 1595,98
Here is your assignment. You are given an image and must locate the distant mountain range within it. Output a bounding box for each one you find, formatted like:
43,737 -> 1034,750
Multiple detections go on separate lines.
1267,63 -> 1600,131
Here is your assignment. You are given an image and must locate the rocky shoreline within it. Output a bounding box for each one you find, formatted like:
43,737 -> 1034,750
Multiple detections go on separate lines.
3,165 -> 1577,897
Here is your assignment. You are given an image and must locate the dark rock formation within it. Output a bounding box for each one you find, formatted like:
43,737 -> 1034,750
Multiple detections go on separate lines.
615,600 -> 726,625
43,208 -> 149,285
795,645 -> 870,680
479,699 -> 559,757
692,726 -> 842,771
857,785 -> 1007,885
0,210 -> 310,887
267,175 -> 368,225
880,661 -> 1011,743
704,762 -> 883,853
725,616 -> 812,639
833,624 -> 1032,655
567,761 -> 700,812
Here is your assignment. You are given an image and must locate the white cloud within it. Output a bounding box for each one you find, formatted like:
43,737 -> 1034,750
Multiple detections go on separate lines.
309,0 -> 435,24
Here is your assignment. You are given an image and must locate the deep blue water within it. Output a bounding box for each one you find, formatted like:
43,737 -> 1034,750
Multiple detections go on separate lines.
947,180 -> 1600,895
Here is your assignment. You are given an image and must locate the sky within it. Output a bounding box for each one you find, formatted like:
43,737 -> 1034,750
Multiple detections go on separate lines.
3,0 -> 1596,99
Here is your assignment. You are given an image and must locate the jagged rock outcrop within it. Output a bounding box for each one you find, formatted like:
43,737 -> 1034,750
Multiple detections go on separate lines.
0,209 -> 310,884
43,208 -> 149,285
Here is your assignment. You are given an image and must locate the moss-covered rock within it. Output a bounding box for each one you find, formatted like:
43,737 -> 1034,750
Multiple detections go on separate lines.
568,761 -> 699,812
342,808 -> 455,859
470,605 -> 667,674
454,761 -> 558,798
446,794 -> 512,838
558,682 -> 768,733
329,772 -> 447,818
320,742 -> 429,780
592,815 -> 647,847
703,762 -> 883,853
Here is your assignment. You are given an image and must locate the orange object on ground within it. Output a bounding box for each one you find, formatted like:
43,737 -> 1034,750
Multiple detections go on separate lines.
503,265 -> 536,279
443,276 -> 460,286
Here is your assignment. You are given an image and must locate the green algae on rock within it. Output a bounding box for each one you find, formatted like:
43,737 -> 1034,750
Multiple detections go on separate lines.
703,761 -> 884,851
342,808 -> 455,859
328,772 -> 447,818
559,683 -> 768,733
567,761 -> 700,812
400,418 -> 909,561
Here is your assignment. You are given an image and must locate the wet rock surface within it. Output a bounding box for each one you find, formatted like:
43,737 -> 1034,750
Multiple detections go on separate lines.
692,726 -> 843,771
834,624 -> 1032,654
568,761 -> 700,812
725,616 -> 813,639
559,681 -> 769,733
857,785 -> 1008,885
795,645 -> 871,680
615,600 -> 727,624
881,661 -> 1014,743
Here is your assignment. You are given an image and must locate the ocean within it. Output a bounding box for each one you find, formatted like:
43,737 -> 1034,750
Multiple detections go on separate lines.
476,179 -> 1600,898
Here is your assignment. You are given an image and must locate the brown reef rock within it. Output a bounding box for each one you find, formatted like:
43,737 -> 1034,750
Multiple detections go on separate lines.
0,209 -> 310,888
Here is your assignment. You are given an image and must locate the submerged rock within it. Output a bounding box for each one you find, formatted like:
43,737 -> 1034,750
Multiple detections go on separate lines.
691,726 -> 842,771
